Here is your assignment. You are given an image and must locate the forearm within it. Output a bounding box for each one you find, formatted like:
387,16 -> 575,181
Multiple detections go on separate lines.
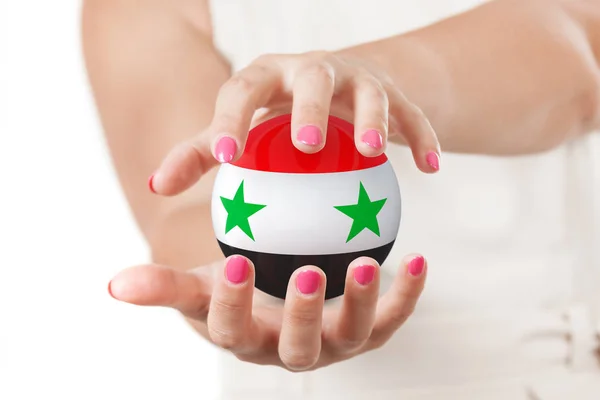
82,0 -> 228,265
342,0 -> 600,154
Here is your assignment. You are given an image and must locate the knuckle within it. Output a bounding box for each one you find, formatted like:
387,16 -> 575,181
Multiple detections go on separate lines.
284,309 -> 320,328
222,74 -> 254,95
389,305 -> 415,326
249,63 -> 271,77
234,352 -> 254,363
298,102 -> 326,117
353,64 -> 370,76
406,103 -> 426,121
365,77 -> 387,97
361,82 -> 388,106
253,53 -> 276,65
354,66 -> 379,84
279,349 -> 319,371
212,111 -> 244,132
389,310 -> 411,326
306,50 -> 330,62
185,301 -> 210,320
378,73 -> 395,86
336,335 -> 369,351
234,350 -> 266,364
208,325 -> 244,351
367,336 -> 388,351
299,63 -> 334,85
211,297 -> 246,316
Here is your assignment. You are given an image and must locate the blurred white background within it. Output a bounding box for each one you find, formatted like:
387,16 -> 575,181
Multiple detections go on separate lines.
0,2 -> 220,399
2,1 -> 600,399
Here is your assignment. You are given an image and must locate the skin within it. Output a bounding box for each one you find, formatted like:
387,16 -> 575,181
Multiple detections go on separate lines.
82,0 -> 600,372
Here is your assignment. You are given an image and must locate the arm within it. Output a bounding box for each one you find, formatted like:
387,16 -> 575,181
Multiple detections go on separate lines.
82,0 -> 227,335
83,1 -> 428,366
341,0 -> 600,154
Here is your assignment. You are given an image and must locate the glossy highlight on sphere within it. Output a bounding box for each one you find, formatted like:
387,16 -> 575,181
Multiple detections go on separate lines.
232,114 -> 388,173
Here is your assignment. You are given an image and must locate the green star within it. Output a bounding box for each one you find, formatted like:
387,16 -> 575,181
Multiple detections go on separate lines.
220,180 -> 266,241
334,182 -> 387,243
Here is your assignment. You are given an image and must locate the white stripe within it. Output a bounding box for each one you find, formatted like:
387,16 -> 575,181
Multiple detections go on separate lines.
211,161 -> 401,255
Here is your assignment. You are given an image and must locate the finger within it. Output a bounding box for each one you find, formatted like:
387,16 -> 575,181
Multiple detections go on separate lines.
209,64 -> 281,162
290,63 -> 336,153
207,255 -> 259,354
108,263 -> 212,320
325,257 -> 380,354
149,138 -> 214,196
150,64 -> 281,196
278,266 -> 326,371
387,86 -> 441,173
353,75 -> 389,157
367,254 -> 427,348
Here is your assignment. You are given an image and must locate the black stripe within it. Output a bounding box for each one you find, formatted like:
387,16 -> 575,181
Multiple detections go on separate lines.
217,240 -> 395,300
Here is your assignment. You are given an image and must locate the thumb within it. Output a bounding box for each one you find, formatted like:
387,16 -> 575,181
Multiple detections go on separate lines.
108,263 -> 214,320
149,135 -> 217,196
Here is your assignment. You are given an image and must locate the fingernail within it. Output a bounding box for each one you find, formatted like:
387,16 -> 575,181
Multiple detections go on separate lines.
296,270 -> 321,295
108,280 -> 115,298
148,174 -> 156,193
426,151 -> 440,171
215,136 -> 237,163
353,265 -> 376,286
297,125 -> 322,146
361,129 -> 383,149
225,256 -> 249,284
408,256 -> 425,276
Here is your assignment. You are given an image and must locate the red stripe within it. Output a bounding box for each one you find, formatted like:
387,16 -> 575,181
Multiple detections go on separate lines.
232,114 -> 388,173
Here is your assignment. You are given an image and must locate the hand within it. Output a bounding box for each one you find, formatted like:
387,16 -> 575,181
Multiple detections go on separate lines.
108,254 -> 427,371
149,51 -> 441,196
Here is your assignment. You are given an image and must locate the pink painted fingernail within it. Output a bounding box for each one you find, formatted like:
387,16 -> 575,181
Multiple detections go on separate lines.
296,270 -> 321,295
426,151 -> 440,171
361,129 -> 383,149
108,280 -> 114,298
215,136 -> 237,163
408,256 -> 425,276
297,125 -> 322,146
354,265 -> 376,286
148,174 -> 156,193
225,256 -> 249,284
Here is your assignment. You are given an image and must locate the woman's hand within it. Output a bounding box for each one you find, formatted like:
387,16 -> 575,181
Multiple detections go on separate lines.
108,254 -> 427,371
149,51 -> 441,196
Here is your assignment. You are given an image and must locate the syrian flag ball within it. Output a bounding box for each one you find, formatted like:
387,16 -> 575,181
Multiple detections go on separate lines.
211,114 -> 401,299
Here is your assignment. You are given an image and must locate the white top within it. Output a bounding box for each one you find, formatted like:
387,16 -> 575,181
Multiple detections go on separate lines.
208,1 -> 600,398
